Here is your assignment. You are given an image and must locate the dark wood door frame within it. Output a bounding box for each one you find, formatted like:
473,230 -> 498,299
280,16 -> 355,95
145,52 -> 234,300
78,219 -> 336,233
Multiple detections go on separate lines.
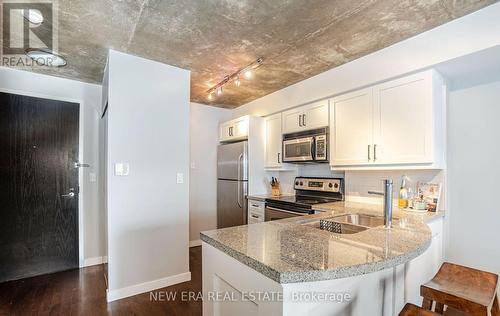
0,88 -> 84,271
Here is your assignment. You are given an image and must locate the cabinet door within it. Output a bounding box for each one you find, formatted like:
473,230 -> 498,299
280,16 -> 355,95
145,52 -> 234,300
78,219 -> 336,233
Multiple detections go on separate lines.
219,121 -> 233,142
331,88 -> 373,166
282,107 -> 303,134
302,100 -> 329,130
264,113 -> 282,168
233,117 -> 249,140
373,73 -> 433,164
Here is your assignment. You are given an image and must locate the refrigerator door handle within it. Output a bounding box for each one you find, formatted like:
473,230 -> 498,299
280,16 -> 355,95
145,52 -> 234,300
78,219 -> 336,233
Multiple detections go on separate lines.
237,153 -> 243,207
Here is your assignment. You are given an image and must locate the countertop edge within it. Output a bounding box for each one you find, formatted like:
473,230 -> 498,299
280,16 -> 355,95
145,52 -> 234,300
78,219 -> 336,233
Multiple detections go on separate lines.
200,230 -> 432,284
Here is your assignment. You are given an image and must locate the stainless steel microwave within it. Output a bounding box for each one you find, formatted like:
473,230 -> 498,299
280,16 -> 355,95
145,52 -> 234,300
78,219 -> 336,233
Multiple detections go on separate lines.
282,128 -> 328,163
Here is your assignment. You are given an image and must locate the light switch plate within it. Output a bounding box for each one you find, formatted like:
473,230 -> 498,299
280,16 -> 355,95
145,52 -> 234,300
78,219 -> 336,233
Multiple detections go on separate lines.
177,173 -> 184,184
115,163 -> 130,176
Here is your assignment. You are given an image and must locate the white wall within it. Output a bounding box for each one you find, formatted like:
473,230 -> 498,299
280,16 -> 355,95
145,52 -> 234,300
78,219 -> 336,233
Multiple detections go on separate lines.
106,50 -> 191,300
189,103 -> 230,245
0,66 -> 104,266
232,2 -> 500,119
446,78 -> 500,275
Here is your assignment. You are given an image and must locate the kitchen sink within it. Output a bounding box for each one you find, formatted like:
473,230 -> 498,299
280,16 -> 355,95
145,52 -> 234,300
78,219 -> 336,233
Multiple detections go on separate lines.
302,213 -> 387,234
328,214 -> 385,228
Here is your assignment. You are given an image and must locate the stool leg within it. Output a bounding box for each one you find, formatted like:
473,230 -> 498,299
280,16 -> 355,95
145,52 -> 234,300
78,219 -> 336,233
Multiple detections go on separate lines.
423,298 -> 433,310
492,295 -> 499,316
435,302 -> 444,314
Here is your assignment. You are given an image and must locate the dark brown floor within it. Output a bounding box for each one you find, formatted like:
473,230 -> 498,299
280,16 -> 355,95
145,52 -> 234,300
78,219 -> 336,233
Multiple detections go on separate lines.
0,247 -> 202,316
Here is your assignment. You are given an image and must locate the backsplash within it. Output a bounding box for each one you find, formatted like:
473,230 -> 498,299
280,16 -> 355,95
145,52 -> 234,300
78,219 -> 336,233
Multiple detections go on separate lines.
266,166 -> 446,211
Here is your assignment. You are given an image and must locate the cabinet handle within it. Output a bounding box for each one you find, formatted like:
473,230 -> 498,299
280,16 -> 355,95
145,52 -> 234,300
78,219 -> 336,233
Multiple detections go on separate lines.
374,144 -> 377,161
298,115 -> 302,127
368,145 -> 371,161
302,114 -> 306,126
277,152 -> 281,163
251,204 -> 260,208
251,214 -> 260,219
229,126 -> 233,136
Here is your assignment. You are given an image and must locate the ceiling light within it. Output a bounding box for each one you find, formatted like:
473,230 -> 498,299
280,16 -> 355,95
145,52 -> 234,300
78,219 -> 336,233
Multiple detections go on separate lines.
24,9 -> 44,25
206,57 -> 263,100
26,49 -> 67,67
207,93 -> 213,101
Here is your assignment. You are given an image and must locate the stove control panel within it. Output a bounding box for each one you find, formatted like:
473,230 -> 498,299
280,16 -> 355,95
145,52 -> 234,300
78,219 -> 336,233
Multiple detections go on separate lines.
294,177 -> 342,193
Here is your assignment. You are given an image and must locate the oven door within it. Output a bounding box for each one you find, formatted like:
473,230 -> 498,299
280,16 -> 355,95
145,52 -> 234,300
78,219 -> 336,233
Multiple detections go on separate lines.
264,206 -> 308,221
282,136 -> 314,162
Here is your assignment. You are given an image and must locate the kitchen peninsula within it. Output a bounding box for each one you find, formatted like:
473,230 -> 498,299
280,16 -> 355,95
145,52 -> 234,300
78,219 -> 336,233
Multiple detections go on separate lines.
201,202 -> 444,316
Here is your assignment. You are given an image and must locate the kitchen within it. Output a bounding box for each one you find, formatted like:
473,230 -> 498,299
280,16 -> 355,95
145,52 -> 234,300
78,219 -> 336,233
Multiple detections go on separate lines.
1,1 -> 500,316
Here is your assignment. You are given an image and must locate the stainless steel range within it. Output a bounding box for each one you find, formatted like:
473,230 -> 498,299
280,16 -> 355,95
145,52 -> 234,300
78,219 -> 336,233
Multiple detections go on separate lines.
265,177 -> 344,221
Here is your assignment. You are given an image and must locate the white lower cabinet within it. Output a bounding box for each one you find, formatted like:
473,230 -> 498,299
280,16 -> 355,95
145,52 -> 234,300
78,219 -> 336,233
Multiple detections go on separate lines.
247,199 -> 265,224
404,216 -> 444,306
330,69 -> 446,170
203,217 -> 444,316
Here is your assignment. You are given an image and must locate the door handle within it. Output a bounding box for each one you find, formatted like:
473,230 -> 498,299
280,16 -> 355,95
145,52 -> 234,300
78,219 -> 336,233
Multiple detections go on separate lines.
237,153 -> 243,207
62,188 -> 75,198
74,162 -> 90,168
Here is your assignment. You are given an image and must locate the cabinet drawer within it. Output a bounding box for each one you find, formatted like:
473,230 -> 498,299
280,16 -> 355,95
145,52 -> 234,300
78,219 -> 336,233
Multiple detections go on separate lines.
248,200 -> 265,212
248,210 -> 264,224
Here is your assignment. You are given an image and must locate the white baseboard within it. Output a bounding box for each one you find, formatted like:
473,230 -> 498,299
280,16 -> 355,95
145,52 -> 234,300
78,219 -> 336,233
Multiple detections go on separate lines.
106,271 -> 191,302
189,239 -> 202,247
83,255 -> 108,267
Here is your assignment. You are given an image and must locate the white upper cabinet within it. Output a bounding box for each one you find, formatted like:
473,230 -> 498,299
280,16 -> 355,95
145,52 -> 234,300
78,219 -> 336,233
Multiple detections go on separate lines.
219,116 -> 249,142
282,100 -> 329,134
373,73 -> 434,165
282,107 -> 303,134
302,101 -> 329,130
331,88 -> 374,166
264,113 -> 283,168
330,69 -> 446,169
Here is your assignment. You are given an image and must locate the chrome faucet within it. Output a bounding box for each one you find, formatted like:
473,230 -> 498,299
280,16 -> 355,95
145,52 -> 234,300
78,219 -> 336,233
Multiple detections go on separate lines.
368,179 -> 394,228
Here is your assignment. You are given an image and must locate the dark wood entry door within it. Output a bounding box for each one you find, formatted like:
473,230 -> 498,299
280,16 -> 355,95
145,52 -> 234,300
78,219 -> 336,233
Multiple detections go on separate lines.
0,92 -> 80,283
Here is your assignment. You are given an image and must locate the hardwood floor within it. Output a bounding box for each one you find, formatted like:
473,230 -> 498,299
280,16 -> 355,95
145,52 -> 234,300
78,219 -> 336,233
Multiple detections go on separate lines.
0,247 -> 202,316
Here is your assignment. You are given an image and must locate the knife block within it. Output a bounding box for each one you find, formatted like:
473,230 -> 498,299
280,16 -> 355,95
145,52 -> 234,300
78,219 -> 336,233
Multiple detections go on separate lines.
271,184 -> 281,197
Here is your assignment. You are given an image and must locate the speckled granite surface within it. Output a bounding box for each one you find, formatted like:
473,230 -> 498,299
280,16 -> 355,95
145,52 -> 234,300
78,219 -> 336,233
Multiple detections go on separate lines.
201,201 -> 442,284
247,193 -> 294,202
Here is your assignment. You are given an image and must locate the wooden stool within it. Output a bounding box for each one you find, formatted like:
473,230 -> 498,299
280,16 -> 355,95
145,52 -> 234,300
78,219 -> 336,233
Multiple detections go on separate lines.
400,303 -> 441,315
421,262 -> 500,316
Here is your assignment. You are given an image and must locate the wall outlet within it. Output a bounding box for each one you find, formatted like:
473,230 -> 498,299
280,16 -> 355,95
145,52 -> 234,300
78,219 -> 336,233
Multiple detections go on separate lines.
115,163 -> 130,176
177,173 -> 184,184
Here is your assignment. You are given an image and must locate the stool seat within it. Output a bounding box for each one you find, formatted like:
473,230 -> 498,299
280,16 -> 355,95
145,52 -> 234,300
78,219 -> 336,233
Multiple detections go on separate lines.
400,303 -> 441,315
421,262 -> 499,316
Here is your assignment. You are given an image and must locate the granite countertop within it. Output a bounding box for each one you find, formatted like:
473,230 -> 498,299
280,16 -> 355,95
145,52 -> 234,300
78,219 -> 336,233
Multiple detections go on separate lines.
201,201 -> 442,284
247,193 -> 294,202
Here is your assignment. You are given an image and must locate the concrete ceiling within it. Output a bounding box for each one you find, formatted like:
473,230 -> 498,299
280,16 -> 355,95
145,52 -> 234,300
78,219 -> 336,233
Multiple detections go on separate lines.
10,0 -> 498,108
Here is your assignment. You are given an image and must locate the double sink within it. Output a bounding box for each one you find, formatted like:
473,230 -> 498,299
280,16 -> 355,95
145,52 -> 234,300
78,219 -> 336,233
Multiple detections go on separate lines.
304,213 -> 390,234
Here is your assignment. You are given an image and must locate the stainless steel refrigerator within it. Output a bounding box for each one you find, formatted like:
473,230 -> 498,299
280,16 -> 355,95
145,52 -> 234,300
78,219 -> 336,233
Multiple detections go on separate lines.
217,141 -> 248,228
